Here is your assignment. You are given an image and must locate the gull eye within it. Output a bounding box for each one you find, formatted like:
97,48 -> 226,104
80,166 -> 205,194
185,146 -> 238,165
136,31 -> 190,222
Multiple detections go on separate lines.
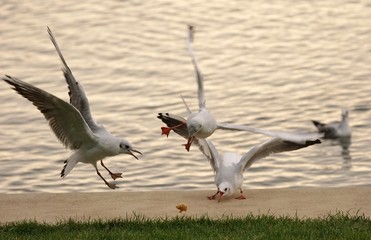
224,188 -> 228,192
120,143 -> 129,149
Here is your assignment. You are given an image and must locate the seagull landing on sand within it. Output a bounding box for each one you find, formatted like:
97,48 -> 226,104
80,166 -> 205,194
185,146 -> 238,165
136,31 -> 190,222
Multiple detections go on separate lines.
2,29 -> 141,190
159,26 -> 322,151
197,138 -> 321,202
312,109 -> 351,139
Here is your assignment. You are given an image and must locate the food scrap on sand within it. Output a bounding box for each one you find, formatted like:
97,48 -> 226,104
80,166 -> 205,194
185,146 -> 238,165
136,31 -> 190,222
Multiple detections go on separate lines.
176,203 -> 188,213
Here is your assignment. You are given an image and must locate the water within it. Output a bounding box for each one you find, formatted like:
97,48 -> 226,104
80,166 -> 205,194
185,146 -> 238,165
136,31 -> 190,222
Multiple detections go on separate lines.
0,0 -> 370,193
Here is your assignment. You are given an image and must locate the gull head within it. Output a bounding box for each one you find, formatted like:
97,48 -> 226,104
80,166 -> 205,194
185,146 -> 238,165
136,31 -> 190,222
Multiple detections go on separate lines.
119,140 -> 142,160
217,182 -> 233,202
341,108 -> 349,119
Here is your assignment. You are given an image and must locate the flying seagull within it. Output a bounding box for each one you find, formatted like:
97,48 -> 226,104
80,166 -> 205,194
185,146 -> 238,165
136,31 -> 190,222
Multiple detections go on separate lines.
158,25 -> 322,151
2,28 -> 141,189
159,99 -> 321,202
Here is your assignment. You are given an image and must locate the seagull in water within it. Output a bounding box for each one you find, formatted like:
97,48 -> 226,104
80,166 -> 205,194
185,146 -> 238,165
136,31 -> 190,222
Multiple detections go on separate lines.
2,28 -> 141,189
198,137 -> 321,202
158,25 -> 322,151
312,109 -> 351,138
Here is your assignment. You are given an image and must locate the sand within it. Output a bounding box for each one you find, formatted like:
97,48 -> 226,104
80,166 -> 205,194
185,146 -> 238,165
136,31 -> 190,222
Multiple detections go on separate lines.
0,187 -> 370,223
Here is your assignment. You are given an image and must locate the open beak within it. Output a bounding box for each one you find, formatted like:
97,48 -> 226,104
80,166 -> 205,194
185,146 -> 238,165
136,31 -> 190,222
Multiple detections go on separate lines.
128,149 -> 142,160
218,192 -> 224,203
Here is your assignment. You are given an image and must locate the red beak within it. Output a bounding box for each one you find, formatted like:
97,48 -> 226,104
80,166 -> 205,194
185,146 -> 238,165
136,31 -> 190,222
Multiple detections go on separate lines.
218,192 -> 224,203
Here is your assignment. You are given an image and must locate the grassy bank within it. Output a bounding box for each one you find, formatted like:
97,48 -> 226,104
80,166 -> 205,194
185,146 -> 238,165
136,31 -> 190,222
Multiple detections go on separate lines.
1,212 -> 370,240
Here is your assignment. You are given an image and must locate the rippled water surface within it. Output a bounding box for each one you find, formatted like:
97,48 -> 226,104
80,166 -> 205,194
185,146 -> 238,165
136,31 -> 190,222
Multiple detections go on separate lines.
0,0 -> 370,193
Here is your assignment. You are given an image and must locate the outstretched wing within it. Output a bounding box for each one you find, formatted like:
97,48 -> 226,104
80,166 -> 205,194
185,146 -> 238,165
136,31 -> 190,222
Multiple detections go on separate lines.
187,25 -> 205,110
3,75 -> 97,150
217,122 -> 323,144
197,139 -> 222,172
240,137 -> 321,171
47,27 -> 100,133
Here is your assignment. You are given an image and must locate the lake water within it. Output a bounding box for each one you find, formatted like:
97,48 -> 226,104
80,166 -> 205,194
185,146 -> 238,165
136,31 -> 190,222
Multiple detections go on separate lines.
0,0 -> 370,193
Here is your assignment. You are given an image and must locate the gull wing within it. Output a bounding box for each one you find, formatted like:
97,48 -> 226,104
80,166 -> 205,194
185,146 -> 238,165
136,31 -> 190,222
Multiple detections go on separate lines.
187,25 -> 205,110
157,113 -> 189,138
197,139 -> 222,172
47,27 -> 100,133
240,137 -> 321,171
180,95 -> 192,114
3,75 -> 97,150
217,123 -> 324,144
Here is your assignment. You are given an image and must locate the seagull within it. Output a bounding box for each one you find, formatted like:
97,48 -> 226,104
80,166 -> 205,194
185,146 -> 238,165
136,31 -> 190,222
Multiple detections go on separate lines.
197,137 -> 321,202
312,109 -> 351,138
159,25 -> 216,151
2,29 -> 141,190
158,25 -> 322,151
160,97 -> 322,201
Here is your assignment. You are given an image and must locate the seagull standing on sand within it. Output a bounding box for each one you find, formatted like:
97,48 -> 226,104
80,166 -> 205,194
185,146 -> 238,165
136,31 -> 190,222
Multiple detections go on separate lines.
2,28 -> 141,189
312,109 -> 351,138
198,137 -> 321,202
158,25 -> 322,151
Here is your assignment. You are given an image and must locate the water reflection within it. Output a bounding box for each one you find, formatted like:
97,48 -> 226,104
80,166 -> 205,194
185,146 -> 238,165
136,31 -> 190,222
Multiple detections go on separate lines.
322,136 -> 352,170
339,137 -> 352,170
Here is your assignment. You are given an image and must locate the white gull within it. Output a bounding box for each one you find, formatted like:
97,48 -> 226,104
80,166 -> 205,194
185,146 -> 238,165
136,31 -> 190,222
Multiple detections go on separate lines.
312,109 -> 351,138
198,137 -> 321,202
2,28 -> 141,189
158,25 -> 322,151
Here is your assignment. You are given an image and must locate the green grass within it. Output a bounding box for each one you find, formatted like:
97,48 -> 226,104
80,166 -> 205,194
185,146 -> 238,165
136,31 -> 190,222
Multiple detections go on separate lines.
1,212 -> 370,240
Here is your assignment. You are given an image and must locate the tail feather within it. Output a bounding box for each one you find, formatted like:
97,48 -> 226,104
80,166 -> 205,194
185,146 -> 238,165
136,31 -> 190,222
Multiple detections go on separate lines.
157,113 -> 188,138
61,155 -> 79,178
312,120 -> 325,130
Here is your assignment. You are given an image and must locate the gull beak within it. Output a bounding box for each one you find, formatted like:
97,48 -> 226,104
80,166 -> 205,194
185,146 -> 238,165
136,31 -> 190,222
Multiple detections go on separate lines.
128,149 -> 142,160
218,192 -> 224,203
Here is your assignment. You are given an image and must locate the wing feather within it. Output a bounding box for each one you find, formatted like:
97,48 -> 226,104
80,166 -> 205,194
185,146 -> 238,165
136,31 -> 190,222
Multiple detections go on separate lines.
217,123 -> 323,144
3,75 -> 97,150
187,25 -> 205,110
197,139 -> 222,172
240,137 -> 321,171
47,27 -> 100,132
157,113 -> 189,138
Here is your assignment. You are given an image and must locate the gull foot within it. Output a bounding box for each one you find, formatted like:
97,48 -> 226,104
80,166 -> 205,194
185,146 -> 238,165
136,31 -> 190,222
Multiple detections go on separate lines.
161,127 -> 172,137
235,195 -> 246,200
208,196 -> 215,200
110,172 -> 123,180
107,182 -> 119,190
183,143 -> 191,152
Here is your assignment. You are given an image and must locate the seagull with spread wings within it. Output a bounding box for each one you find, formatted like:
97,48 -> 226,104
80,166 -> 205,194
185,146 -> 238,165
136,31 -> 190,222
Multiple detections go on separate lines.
158,99 -> 321,202
158,25 -> 322,151
2,27 -> 141,189
198,138 -> 320,202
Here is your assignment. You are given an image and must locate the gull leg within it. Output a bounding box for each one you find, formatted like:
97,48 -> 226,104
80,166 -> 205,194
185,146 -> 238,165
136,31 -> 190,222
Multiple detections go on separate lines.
94,164 -> 118,189
183,136 -> 194,152
208,190 -> 220,200
235,188 -> 246,200
100,160 -> 122,180
161,122 -> 186,137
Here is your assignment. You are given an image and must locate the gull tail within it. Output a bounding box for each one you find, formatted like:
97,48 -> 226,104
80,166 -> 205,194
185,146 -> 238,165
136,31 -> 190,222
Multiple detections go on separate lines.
60,155 -> 79,178
157,113 -> 188,139
311,120 -> 327,132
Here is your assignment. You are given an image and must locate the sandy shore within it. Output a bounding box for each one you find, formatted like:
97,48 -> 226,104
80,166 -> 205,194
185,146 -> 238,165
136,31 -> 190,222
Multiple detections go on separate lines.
0,187 -> 370,223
